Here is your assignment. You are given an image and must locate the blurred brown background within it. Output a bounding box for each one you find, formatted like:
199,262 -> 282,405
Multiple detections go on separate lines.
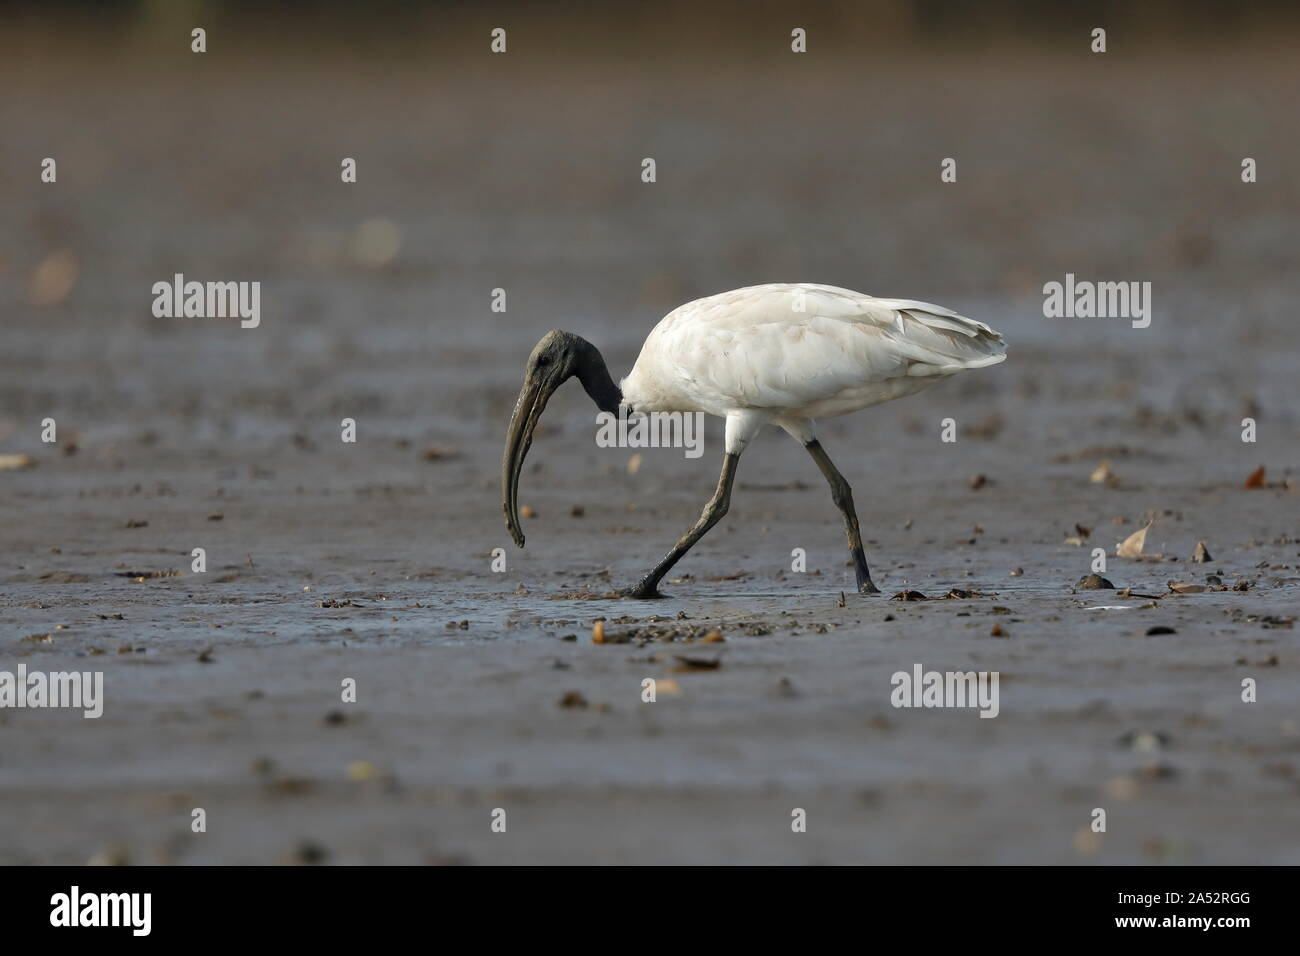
3,0 -> 1297,443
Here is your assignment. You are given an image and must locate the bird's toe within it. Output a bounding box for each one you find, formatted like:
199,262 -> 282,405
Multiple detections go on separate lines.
859,580 -> 881,595
615,584 -> 666,600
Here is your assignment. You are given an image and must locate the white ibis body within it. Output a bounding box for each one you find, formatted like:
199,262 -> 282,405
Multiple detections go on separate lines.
502,283 -> 1007,598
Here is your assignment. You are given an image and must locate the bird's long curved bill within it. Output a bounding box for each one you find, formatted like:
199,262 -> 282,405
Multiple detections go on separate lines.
501,372 -> 557,548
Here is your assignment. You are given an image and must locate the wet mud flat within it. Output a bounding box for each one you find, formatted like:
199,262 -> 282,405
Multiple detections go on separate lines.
2,28 -> 1299,862
2,414 -> 1297,864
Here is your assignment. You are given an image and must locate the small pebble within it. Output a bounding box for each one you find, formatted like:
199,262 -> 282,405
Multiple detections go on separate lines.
1076,573 -> 1115,590
558,691 -> 588,709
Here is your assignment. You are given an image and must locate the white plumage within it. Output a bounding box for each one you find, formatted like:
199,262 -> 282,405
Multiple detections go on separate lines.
621,283 -> 1006,450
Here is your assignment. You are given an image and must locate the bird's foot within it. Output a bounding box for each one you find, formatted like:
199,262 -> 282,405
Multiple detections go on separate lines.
858,578 -> 881,595
615,581 -> 666,599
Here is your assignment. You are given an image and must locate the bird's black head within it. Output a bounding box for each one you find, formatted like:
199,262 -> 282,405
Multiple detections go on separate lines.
501,330 -> 621,548
526,330 -> 582,383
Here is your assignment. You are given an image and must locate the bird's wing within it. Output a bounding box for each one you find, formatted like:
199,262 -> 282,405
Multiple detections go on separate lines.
646,283 -> 1006,411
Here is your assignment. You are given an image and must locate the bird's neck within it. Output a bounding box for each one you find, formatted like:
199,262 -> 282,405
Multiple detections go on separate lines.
573,339 -> 622,415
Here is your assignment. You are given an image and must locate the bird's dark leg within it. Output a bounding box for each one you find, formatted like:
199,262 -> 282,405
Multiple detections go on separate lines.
618,452 -> 740,599
804,439 -> 880,595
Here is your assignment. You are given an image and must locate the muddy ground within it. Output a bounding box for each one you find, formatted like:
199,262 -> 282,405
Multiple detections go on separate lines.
1,13 -> 1297,863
